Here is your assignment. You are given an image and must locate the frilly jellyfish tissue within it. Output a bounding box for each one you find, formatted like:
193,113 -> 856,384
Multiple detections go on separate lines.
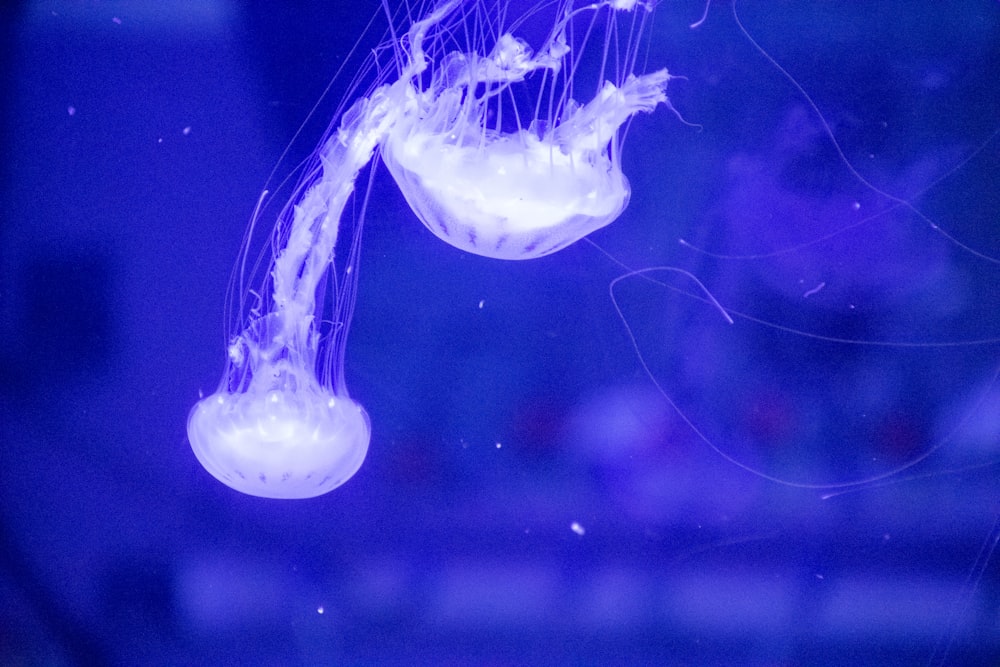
188,0 -> 669,498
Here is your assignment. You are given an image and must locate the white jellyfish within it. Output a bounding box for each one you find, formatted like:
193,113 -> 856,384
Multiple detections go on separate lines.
188,0 -> 671,498
185,94 -> 386,499
381,0 -> 671,259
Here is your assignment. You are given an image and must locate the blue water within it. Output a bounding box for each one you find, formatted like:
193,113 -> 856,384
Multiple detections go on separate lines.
2,1 -> 999,664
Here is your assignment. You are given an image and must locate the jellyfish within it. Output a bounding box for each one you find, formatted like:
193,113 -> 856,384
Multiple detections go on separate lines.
188,0 -> 670,498
185,94 -> 385,499
381,0 -> 671,260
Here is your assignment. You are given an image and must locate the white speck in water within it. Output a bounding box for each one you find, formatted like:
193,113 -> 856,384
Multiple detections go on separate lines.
803,282 -> 826,298
478,299 -> 485,309
317,606 -> 324,614
182,126 -> 192,135
571,522 -> 585,536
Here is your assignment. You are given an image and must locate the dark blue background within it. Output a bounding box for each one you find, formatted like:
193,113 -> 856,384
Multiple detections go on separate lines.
2,1 -> 999,664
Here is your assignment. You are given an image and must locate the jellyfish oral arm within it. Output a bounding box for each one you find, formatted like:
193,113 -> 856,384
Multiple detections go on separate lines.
554,70 -> 670,155
271,91 -> 397,343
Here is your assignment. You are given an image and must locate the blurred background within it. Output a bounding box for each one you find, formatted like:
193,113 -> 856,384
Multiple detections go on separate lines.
2,0 -> 999,664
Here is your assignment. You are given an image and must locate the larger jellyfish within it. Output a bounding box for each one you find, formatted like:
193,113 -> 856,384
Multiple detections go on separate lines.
187,0 -> 671,498
381,0 -> 670,259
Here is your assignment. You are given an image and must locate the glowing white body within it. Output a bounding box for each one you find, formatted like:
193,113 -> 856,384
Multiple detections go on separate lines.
188,387 -> 370,500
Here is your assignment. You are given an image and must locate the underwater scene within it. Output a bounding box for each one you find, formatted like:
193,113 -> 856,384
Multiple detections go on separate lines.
2,0 -> 999,663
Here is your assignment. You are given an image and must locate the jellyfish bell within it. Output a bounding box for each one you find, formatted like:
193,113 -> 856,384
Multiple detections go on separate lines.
188,383 -> 370,501
188,307 -> 371,499
380,0 -> 671,260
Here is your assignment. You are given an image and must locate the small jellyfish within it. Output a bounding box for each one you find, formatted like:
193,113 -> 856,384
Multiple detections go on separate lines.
188,0 -> 672,497
380,0 -> 671,259
186,84 -> 391,499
